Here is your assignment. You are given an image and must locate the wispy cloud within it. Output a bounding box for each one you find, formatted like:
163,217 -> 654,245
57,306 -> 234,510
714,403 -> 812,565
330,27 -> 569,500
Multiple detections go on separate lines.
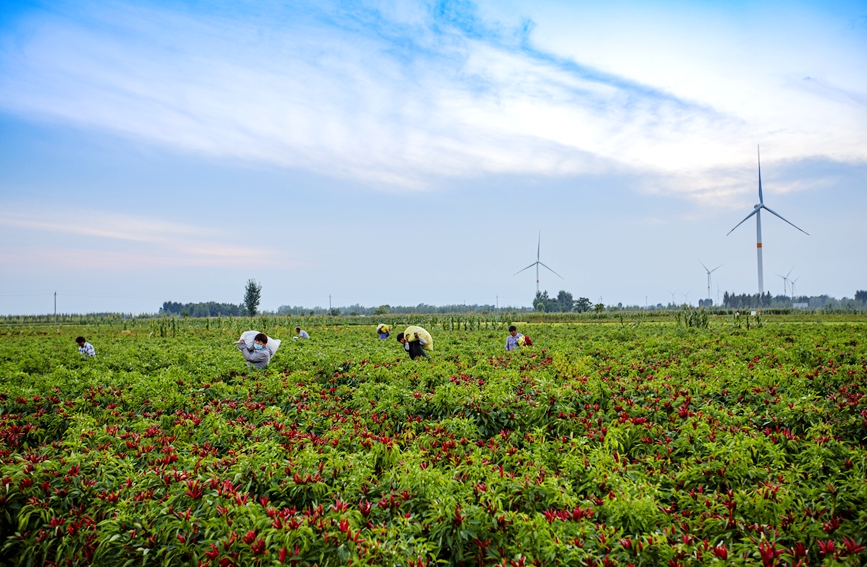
0,209 -> 288,269
0,0 -> 864,202
0,246 -> 271,270
0,213 -> 210,243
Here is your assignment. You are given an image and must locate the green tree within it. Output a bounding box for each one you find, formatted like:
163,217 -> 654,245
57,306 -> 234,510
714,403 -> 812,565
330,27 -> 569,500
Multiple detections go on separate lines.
374,305 -> 390,315
536,290 -> 580,312
574,297 -> 592,312
243,279 -> 262,316
557,290 -> 574,312
533,291 -> 550,312
855,290 -> 867,303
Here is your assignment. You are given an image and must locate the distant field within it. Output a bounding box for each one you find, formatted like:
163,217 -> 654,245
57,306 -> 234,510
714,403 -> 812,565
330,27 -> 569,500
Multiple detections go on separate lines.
1,319 -> 865,566
1,309 -> 865,331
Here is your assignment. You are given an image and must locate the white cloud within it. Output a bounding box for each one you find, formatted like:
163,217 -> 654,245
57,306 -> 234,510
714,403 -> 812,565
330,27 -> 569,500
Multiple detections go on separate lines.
0,0 -> 864,203
0,209 -> 289,269
0,213 -> 209,243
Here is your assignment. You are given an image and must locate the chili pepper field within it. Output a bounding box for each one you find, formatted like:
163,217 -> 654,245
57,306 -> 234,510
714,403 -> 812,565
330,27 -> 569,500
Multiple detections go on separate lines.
1,319 -> 866,566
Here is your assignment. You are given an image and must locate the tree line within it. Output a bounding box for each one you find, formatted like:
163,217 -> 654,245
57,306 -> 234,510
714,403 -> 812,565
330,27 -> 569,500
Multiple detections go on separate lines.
276,303 -> 512,316
722,291 -> 867,310
159,301 -> 246,317
532,290 -> 593,312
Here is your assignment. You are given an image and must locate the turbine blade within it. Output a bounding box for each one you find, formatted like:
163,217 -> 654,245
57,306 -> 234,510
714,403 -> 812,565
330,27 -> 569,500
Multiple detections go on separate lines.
514,262 -> 537,275
786,266 -> 794,278
699,260 -> 709,272
757,146 -> 764,204
726,208 -> 760,235
711,264 -> 722,273
761,205 -> 809,235
538,262 -> 564,279
537,231 -> 541,262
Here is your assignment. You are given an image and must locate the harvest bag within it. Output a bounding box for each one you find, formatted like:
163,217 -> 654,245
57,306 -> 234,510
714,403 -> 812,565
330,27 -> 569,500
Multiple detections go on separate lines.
239,330 -> 282,355
403,326 -> 433,351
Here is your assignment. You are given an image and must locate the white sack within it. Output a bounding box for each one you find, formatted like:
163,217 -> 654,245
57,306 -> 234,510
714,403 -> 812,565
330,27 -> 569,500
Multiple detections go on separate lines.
239,330 -> 282,355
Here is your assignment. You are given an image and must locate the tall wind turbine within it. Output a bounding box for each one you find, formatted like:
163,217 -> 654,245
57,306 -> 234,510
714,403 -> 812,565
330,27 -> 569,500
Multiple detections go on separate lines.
699,261 -> 722,301
727,146 -> 809,296
668,289 -> 679,306
515,231 -> 563,293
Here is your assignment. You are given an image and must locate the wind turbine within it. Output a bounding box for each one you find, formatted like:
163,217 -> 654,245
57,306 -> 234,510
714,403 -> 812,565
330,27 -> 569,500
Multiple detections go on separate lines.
776,266 -> 794,295
514,231 -> 563,293
699,261 -> 722,301
668,289 -> 679,307
681,290 -> 691,306
790,275 -> 800,299
727,146 -> 809,296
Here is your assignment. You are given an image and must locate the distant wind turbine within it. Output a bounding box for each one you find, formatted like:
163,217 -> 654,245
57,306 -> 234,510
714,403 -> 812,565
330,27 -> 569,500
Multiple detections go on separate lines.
514,231 -> 563,293
699,261 -> 722,301
727,146 -> 809,296
790,275 -> 800,299
668,289 -> 679,306
776,266 -> 794,295
681,290 -> 691,306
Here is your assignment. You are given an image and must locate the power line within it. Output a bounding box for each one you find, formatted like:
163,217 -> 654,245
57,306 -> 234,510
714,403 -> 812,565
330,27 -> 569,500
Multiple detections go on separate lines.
0,293 -> 57,297
0,292 -> 166,300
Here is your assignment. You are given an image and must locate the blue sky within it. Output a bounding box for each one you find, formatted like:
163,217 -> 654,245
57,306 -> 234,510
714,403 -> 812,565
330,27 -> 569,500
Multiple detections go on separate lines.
1,0 -> 866,314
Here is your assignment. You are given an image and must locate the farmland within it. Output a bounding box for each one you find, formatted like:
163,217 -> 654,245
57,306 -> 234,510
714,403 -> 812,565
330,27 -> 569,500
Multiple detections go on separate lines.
1,317 -> 866,566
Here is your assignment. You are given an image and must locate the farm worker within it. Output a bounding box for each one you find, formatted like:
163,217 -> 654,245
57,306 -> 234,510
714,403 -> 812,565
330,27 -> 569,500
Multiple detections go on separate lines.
505,326 -> 523,351
76,336 -> 96,357
377,324 -> 391,340
294,327 -> 310,340
236,332 -> 272,369
397,331 -> 430,360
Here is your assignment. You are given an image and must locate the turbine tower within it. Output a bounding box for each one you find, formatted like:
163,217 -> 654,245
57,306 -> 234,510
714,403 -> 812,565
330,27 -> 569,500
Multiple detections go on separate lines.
699,261 -> 722,301
727,146 -> 809,296
515,231 -> 563,293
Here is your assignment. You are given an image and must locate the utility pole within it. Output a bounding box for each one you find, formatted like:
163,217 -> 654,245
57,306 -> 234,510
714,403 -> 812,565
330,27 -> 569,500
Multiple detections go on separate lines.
329,295 -> 332,312
496,295 -> 499,321
54,292 -> 57,328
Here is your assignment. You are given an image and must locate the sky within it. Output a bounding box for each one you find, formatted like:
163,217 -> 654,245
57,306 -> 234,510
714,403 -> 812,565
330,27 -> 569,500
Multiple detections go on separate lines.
1,0 -> 866,315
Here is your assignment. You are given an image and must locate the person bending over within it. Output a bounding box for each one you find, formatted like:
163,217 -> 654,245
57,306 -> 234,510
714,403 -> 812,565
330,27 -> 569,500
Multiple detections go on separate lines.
76,336 -> 96,357
397,332 -> 429,360
237,332 -> 272,369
